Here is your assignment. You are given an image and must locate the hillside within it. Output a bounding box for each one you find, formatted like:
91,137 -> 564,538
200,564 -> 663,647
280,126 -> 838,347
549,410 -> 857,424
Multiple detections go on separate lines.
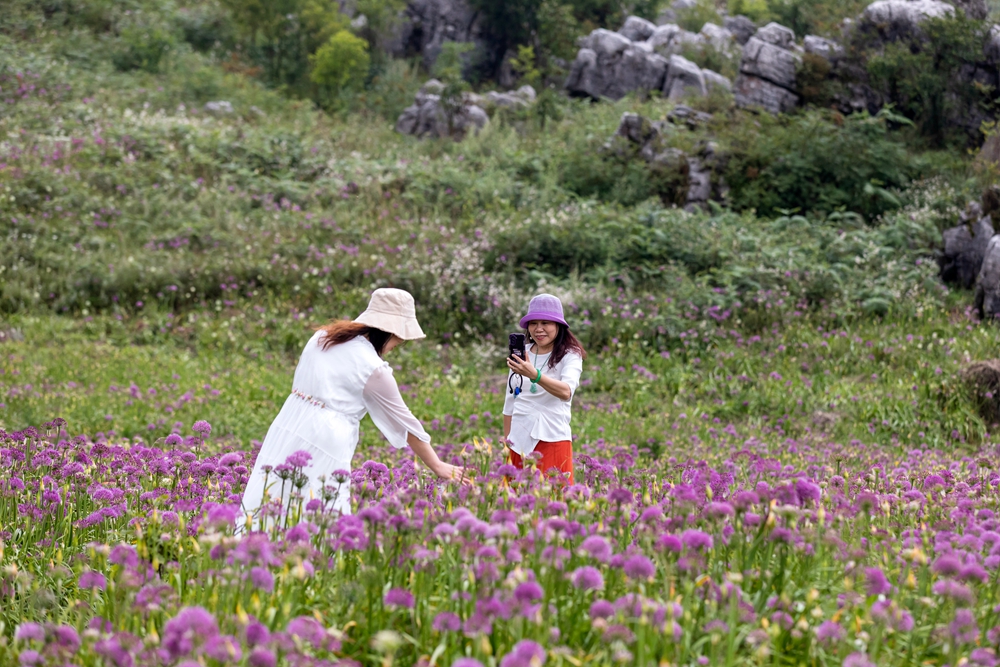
4,0 -> 1000,664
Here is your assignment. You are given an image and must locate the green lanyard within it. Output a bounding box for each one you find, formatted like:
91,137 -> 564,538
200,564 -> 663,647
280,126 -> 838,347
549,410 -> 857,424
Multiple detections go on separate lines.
530,349 -> 543,393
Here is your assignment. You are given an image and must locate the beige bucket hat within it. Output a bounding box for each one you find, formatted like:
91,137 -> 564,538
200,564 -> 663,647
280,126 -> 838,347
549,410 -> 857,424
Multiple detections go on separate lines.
354,288 -> 426,340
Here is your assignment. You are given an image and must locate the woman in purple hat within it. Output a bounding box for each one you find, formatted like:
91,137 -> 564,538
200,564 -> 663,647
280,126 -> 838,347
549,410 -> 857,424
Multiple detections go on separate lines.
503,293 -> 586,483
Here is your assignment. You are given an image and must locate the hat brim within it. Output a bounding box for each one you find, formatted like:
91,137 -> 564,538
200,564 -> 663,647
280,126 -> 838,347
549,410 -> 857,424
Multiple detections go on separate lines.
519,313 -> 569,329
355,311 -> 426,340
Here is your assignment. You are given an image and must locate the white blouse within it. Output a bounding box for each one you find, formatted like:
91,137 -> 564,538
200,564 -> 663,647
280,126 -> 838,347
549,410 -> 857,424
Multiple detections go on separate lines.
241,334 -> 429,518
362,364 -> 430,449
502,348 -> 583,456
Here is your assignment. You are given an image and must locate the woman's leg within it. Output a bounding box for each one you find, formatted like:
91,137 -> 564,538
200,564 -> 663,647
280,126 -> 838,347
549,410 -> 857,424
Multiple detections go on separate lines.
534,440 -> 574,484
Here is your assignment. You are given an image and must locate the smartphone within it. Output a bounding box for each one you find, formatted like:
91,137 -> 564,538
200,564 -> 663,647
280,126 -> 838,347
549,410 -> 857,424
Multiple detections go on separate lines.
508,333 -> 526,361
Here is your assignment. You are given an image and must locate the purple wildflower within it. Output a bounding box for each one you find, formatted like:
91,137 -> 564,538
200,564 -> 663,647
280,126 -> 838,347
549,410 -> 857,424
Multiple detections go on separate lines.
622,554 -> 655,580
384,588 -> 415,609
570,566 -> 605,591
433,612 -> 462,632
499,640 -> 546,667
864,567 -> 892,596
249,567 -> 274,592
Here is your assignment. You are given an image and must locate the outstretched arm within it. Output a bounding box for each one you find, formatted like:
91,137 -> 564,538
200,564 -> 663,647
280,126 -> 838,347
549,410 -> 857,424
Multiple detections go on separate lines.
408,433 -> 471,485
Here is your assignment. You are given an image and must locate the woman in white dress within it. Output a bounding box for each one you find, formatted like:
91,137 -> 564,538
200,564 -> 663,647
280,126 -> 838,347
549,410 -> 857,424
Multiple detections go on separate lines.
241,288 -> 469,523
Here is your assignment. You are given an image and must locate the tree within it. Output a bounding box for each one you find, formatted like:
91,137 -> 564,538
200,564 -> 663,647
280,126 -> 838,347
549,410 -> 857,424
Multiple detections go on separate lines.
310,30 -> 371,95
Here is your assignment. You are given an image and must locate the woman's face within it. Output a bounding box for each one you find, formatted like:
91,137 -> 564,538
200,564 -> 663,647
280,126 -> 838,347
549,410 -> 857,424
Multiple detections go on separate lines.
528,320 -> 559,348
384,335 -> 405,355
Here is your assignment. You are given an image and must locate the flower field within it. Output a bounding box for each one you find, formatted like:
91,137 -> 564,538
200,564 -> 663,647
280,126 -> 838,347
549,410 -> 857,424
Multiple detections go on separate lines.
2,401 -> 1000,667
7,2 -> 1000,664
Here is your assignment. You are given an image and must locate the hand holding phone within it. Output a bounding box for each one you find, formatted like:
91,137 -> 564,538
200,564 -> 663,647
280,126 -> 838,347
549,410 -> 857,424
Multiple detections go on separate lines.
508,333 -> 526,361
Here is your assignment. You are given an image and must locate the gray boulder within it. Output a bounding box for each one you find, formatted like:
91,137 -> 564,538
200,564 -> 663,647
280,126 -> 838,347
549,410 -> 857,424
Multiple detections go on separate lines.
700,23 -> 736,54
733,75 -> 800,113
976,234 -> 1000,320
724,15 -> 757,44
620,15 -> 658,42
390,0 -> 485,70
942,212 -> 996,289
668,104 -> 714,127
740,37 -> 801,89
702,68 -> 732,92
396,79 -> 489,139
986,24 -> 1000,64
664,55 -> 707,100
861,0 -> 954,40
754,21 -> 795,48
566,32 -> 669,99
803,35 -> 844,59
733,22 -> 801,113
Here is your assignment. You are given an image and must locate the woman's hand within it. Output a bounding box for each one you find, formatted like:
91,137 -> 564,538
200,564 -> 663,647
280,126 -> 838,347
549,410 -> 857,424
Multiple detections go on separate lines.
434,461 -> 474,486
507,354 -> 538,379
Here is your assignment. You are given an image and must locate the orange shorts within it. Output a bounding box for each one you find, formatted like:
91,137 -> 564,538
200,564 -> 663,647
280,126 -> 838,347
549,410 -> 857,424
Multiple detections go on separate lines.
508,440 -> 574,484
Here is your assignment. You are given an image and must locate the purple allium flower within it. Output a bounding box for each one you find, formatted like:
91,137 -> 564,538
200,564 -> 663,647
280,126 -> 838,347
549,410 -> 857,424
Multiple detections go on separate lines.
18,650 -> 41,666
590,599 -> 615,619
499,639 -> 546,667
622,554 -> 655,580
109,544 -> 139,569
248,647 -> 277,667
497,464 -> 518,477
607,488 -> 634,505
815,620 -> 844,644
843,653 -> 876,667
933,579 -> 975,605
864,567 -> 892,596
192,420 -> 212,436
580,535 -> 612,562
165,433 -> 183,447
246,622 -> 270,646
570,566 -> 605,591
433,612 -> 462,632
284,450 -> 312,468
384,588 -> 415,609
960,563 -> 989,584
871,600 -> 914,632
286,616 -> 326,648
932,554 -> 962,577
923,474 -> 945,489
705,501 -> 735,518
249,567 -> 274,592
163,607 -> 218,658
950,608 -> 980,644
452,659 -> 485,667
971,648 -> 999,667
14,623 -> 45,643
657,534 -> 682,552
53,625 -> 81,652
514,581 -> 544,602
218,452 -> 242,466
681,529 -> 713,551
204,635 -> 241,662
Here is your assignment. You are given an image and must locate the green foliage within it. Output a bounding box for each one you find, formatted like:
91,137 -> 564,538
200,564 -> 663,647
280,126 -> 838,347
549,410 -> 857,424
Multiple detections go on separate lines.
510,44 -> 541,88
722,108 -> 918,219
112,22 -> 174,73
676,0 -> 722,33
865,15 -> 994,147
310,29 -> 371,96
727,0 -> 869,37
219,0 -> 348,96
175,2 -> 236,53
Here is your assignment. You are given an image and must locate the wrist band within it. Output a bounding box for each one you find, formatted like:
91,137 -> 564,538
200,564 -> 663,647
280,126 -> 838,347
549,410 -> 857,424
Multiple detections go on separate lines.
529,368 -> 542,393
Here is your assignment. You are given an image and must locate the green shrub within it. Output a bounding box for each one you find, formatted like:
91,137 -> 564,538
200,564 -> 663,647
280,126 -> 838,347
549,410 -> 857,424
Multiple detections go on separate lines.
175,2 -> 235,52
722,108 -> 917,219
675,0 -> 722,32
864,15 -> 993,147
310,29 -> 370,94
112,23 -> 174,73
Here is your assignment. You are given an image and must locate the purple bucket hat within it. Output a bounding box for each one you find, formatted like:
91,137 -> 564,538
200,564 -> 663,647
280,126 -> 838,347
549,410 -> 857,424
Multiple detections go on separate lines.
519,293 -> 569,329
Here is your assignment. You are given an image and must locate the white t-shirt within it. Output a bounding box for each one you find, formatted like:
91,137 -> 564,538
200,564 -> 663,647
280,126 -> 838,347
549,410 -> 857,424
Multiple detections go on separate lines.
502,347 -> 583,456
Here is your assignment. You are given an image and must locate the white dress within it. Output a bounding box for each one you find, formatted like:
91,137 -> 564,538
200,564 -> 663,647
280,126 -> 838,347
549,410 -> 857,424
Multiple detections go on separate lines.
502,348 -> 583,456
241,333 -> 430,518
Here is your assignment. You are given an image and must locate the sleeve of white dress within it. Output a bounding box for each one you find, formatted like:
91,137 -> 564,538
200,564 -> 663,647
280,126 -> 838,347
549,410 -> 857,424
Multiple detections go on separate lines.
502,369 -> 517,416
559,353 -> 584,400
362,365 -> 431,449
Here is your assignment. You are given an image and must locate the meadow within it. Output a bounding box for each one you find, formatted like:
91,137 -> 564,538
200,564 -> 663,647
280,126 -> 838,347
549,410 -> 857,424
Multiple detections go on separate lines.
5,0 -> 1000,664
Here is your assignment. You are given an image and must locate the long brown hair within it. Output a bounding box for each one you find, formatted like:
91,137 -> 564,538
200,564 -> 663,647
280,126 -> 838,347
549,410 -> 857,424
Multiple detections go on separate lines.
316,320 -> 393,357
527,323 -> 586,369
